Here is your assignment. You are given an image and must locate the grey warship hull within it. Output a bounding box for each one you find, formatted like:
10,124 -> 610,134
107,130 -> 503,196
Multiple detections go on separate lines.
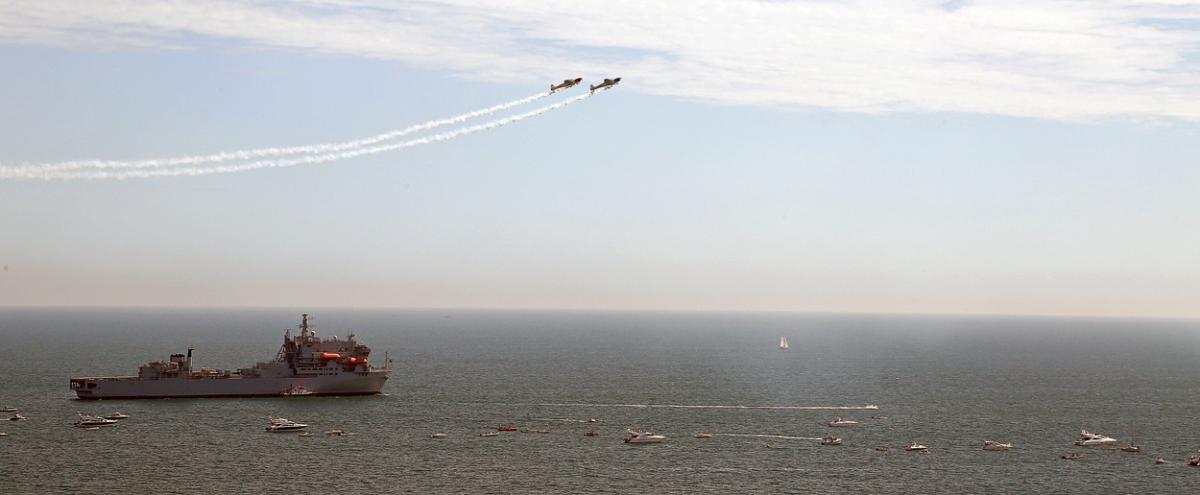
71,372 -> 389,400
70,314 -> 392,400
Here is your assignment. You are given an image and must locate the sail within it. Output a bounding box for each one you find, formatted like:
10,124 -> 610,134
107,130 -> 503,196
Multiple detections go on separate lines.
779,336 -> 789,349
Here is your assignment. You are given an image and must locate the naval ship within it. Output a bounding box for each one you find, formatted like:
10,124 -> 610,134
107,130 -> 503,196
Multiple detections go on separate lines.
70,314 -> 391,399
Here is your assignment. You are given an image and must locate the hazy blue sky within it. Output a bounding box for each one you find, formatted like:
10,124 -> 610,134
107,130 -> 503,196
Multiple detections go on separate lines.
1,1 -> 1198,317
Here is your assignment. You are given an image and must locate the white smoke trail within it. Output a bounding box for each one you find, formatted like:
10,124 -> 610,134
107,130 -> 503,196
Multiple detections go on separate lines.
2,91 -> 553,175
23,93 -> 591,180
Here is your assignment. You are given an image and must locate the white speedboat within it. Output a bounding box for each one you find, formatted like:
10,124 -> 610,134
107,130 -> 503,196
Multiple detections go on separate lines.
74,414 -> 117,428
624,430 -> 666,444
906,442 -> 928,451
281,384 -> 314,396
982,440 -> 1013,451
265,419 -> 308,432
821,436 -> 842,446
827,417 -> 858,427
105,412 -> 130,420
1074,430 -> 1117,447
430,432 -> 447,438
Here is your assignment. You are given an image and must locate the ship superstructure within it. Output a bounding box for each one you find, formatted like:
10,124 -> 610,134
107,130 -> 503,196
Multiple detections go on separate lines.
70,314 -> 391,399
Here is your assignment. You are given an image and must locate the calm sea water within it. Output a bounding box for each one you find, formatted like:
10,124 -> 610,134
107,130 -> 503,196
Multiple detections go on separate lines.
0,309 -> 1198,494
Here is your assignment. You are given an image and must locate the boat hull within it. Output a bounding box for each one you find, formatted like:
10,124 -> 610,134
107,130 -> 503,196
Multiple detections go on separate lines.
71,372 -> 389,400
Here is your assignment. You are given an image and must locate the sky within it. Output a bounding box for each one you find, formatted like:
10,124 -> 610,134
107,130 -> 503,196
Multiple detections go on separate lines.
0,0 -> 1198,318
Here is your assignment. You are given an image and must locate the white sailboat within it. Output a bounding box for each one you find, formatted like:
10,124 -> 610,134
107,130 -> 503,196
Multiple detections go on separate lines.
778,336 -> 789,350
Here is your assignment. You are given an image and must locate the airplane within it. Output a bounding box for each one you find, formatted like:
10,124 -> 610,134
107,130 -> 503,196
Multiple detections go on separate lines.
550,78 -> 583,93
589,77 -> 621,93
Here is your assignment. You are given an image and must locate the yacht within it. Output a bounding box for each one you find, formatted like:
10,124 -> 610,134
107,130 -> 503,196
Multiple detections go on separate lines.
624,430 -> 666,444
827,417 -> 858,427
1074,430 -> 1117,447
105,412 -> 130,420
982,440 -> 1013,451
905,442 -> 928,451
265,419 -> 308,432
820,436 -> 842,446
74,414 -> 117,428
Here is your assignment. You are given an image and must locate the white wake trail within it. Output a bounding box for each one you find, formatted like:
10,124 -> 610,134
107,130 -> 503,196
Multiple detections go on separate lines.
463,402 -> 880,410
27,93 -> 591,180
3,92 -> 552,175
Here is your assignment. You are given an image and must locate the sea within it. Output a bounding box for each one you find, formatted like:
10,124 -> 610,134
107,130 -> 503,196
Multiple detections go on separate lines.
0,308 -> 1198,494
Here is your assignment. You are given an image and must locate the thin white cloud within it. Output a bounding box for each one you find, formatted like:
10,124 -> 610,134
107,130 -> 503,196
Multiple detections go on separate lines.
1,0 -> 1199,120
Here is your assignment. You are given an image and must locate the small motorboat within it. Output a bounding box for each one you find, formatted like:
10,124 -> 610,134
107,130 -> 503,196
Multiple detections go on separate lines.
624,430 -> 666,444
8,414 -> 27,421
1189,454 -> 1200,466
496,426 -> 518,432
821,436 -> 843,446
905,442 -> 928,452
430,432 -> 447,438
298,432 -> 313,437
324,429 -> 345,436
265,419 -> 308,432
281,384 -> 314,396
1074,430 -> 1117,447
1062,452 -> 1083,460
1120,444 -> 1141,453
480,432 -> 499,437
1156,457 -> 1167,464
826,417 -> 858,427
105,412 -> 130,420
584,431 -> 599,437
876,446 -> 889,452
74,414 -> 117,428
0,432 -> 7,437
693,433 -> 713,439
982,440 -> 1013,451
0,406 -> 17,413
586,418 -> 599,423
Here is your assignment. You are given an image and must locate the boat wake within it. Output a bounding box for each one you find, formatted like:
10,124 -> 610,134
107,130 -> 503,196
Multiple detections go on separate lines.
469,402 -> 879,410
715,433 -> 823,441
529,417 -> 591,423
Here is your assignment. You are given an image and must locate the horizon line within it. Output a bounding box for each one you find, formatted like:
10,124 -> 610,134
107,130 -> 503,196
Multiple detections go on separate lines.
1,304 -> 1196,323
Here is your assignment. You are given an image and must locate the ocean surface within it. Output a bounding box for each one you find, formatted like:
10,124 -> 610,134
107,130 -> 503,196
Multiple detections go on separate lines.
1,308 -> 1198,494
